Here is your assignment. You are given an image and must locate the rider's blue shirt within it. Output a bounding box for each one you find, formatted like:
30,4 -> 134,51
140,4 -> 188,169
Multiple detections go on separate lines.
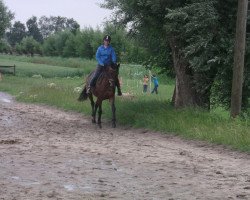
96,45 -> 116,66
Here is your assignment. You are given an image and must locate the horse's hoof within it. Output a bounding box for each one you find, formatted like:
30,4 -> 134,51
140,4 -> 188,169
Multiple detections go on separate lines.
112,123 -> 116,128
92,119 -> 96,123
98,123 -> 102,128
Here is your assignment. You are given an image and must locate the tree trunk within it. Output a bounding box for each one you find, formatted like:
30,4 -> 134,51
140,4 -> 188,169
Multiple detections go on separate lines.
230,0 -> 248,117
170,38 -> 198,108
169,37 -> 213,109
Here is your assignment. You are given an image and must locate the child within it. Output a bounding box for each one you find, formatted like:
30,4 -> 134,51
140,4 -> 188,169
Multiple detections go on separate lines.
151,74 -> 159,94
143,74 -> 149,93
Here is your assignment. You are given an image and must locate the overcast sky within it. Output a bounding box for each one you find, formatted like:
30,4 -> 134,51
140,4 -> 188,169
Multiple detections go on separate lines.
3,0 -> 113,29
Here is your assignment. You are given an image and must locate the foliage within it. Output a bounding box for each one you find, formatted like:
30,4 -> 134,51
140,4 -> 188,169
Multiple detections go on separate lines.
0,39 -> 11,53
42,35 -> 57,56
0,0 -> 14,37
74,28 -> 96,59
26,16 -> 44,43
242,37 -> 250,110
38,16 -> 80,39
6,21 -> 26,46
17,36 -> 42,56
40,24 -> 148,63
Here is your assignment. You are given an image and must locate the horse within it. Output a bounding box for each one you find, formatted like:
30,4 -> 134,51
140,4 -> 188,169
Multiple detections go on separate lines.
78,63 -> 120,128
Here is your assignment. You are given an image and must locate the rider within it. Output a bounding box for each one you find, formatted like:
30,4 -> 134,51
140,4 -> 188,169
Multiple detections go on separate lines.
87,35 -> 122,96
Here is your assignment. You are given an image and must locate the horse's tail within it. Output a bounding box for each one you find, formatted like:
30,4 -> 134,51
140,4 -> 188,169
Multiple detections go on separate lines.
78,85 -> 88,101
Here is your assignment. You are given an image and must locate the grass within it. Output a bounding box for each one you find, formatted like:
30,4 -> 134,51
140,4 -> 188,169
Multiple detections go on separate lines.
0,54 -> 95,69
0,55 -> 94,78
0,55 -> 249,152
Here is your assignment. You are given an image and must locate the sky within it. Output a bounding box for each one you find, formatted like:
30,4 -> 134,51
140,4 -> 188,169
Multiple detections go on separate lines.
3,0 -> 113,29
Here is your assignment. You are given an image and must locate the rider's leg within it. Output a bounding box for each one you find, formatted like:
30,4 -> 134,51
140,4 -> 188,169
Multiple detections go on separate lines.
155,85 -> 158,94
87,65 -> 102,93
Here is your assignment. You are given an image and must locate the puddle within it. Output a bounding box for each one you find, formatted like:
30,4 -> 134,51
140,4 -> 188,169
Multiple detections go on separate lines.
11,176 -> 20,180
64,184 -> 76,191
10,176 -> 40,186
64,184 -> 94,192
1,98 -> 11,103
0,92 -> 13,103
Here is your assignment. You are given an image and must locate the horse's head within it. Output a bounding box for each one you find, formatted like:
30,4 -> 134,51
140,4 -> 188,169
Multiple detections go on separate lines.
109,63 -> 120,76
111,63 -> 120,71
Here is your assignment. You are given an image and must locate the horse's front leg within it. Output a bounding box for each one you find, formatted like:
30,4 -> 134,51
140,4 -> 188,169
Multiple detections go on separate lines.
89,94 -> 96,123
110,97 -> 116,128
97,101 -> 102,128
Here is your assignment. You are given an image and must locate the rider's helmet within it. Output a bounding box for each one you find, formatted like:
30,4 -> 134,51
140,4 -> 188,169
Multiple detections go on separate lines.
103,35 -> 111,42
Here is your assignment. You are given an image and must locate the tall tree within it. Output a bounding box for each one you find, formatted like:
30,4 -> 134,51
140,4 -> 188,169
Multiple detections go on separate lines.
6,21 -> 26,46
230,0 -> 248,117
26,16 -> 43,43
38,16 -> 80,39
0,0 -> 14,37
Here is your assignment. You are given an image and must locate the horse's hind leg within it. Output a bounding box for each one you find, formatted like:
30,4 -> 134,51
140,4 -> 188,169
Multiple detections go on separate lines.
89,94 -> 96,123
110,98 -> 116,128
97,102 -> 102,128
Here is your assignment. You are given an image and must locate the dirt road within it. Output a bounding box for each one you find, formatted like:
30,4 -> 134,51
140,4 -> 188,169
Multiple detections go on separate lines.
0,92 -> 250,200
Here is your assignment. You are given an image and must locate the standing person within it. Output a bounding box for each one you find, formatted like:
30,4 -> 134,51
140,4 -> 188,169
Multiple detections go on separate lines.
87,35 -> 122,96
143,74 -> 149,93
151,74 -> 159,94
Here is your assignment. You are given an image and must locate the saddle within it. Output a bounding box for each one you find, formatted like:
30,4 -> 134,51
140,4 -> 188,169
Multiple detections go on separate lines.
89,67 -> 115,88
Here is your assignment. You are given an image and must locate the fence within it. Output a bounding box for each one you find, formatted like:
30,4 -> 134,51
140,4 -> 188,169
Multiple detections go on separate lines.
0,65 -> 16,75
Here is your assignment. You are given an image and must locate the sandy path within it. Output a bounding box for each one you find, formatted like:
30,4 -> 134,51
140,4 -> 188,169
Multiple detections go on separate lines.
0,92 -> 250,200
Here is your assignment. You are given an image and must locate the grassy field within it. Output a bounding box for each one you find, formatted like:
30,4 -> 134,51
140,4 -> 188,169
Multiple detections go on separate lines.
0,55 -> 249,152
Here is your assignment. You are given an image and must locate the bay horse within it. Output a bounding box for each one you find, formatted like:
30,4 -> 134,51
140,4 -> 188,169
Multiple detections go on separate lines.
78,63 -> 120,128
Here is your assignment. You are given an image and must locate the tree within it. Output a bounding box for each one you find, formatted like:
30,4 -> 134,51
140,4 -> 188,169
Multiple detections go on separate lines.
6,21 -> 26,46
63,33 -> 77,57
38,16 -> 80,39
70,27 -> 100,59
230,0 -> 248,117
0,0 -> 14,38
19,36 -> 41,56
54,31 -> 72,56
65,18 -> 80,34
38,16 -> 54,39
165,1 -> 224,109
42,35 -> 57,56
0,39 -> 11,53
26,16 -> 43,43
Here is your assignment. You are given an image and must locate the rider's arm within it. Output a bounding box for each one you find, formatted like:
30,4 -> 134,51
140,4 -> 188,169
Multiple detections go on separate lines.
111,47 -> 117,64
96,47 -> 104,66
